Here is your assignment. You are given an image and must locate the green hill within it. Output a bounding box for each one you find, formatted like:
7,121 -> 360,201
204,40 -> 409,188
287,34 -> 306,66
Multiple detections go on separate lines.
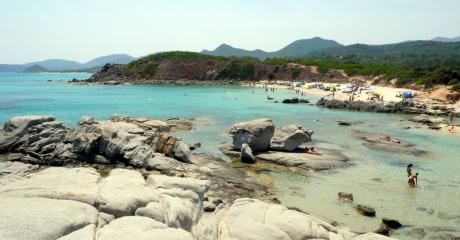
201,37 -> 343,59
23,64 -> 51,73
304,41 -> 460,68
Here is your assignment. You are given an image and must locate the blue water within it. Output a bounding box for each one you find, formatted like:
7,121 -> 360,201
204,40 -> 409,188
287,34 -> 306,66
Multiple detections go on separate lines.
1,72 -> 459,238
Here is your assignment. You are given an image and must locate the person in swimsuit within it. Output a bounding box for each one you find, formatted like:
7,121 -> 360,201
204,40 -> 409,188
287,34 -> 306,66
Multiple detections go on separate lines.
408,172 -> 419,187
406,163 -> 413,177
448,111 -> 455,132
381,135 -> 401,144
304,147 -> 322,156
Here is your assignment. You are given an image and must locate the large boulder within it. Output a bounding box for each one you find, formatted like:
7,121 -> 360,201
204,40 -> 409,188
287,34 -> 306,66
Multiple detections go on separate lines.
147,175 -> 209,231
96,216 -> 193,240
194,198 -> 397,240
0,167 -> 100,205
57,224 -> 96,240
0,197 -> 98,240
229,119 -> 275,151
270,125 -> 313,152
97,169 -> 158,217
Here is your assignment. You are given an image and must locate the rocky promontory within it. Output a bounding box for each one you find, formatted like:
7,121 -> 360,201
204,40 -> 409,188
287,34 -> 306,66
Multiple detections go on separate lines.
70,51 -> 350,85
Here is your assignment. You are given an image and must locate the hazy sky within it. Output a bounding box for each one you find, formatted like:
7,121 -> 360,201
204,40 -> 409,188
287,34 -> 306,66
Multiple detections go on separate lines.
1,0 -> 459,64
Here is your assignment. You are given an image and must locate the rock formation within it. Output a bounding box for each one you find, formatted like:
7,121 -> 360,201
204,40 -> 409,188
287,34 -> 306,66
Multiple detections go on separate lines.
229,119 -> 275,151
0,115 -> 193,168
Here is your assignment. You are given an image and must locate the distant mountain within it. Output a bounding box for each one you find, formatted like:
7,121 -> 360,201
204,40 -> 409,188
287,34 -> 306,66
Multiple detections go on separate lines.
23,64 -> 51,73
304,40 -> 460,68
0,54 -> 136,72
31,59 -> 82,71
82,54 -> 135,68
201,37 -> 343,59
432,36 -> 460,42
202,44 -> 269,59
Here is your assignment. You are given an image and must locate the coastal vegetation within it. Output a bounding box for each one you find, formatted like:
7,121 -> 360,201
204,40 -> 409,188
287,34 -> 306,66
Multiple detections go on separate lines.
264,57 -> 460,89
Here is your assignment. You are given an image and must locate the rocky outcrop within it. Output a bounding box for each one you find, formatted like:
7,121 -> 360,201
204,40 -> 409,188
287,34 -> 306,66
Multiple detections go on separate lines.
316,98 -> 456,115
352,130 -> 428,156
224,120 -> 348,171
409,114 -> 449,129
0,167 -> 100,205
194,198 -> 396,240
0,164 -> 397,240
0,115 -> 192,167
0,197 -> 98,240
282,98 -> 310,104
240,143 -> 255,163
270,125 -> 313,151
229,119 -> 275,151
256,149 -> 349,171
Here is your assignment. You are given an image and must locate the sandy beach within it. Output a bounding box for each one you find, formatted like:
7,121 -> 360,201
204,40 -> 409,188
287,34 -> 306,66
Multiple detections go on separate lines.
255,82 -> 460,136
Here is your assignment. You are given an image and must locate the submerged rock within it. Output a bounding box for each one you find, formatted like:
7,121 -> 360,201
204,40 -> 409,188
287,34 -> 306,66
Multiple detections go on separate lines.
338,192 -> 354,203
352,130 -> 428,156
255,149 -> 349,171
357,204 -> 376,217
382,218 -> 402,229
375,223 -> 391,236
270,125 -> 313,152
229,119 -> 275,151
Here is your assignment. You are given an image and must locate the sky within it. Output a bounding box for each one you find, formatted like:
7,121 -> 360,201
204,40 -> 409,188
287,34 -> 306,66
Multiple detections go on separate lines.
1,0 -> 460,64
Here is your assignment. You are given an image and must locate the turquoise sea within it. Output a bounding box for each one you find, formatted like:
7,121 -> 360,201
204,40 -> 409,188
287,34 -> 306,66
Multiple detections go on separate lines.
1,72 -> 459,238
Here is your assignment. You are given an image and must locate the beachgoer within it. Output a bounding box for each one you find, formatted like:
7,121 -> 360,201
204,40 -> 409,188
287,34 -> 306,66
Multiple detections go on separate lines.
380,135 -> 401,144
406,163 -> 413,177
448,111 -> 455,132
408,172 -> 419,187
304,147 -> 322,156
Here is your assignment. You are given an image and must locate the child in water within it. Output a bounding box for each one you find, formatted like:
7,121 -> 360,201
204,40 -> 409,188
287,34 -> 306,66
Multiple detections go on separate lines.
408,172 -> 419,187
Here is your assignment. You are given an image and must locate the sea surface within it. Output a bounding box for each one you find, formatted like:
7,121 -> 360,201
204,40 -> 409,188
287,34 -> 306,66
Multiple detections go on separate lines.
1,72 -> 459,238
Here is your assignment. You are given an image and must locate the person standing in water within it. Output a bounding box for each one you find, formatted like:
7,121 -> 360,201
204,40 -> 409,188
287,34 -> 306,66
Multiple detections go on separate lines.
406,163 -> 413,177
448,111 -> 455,132
408,172 -> 419,187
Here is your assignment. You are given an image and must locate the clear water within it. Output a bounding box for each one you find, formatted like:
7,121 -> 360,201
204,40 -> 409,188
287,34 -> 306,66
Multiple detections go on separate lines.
1,73 -> 459,238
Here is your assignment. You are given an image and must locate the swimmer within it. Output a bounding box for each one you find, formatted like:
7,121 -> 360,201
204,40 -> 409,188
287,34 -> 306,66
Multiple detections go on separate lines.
408,172 -> 419,187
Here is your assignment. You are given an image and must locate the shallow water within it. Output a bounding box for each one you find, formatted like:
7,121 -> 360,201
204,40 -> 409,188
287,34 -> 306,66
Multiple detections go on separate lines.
1,72 -> 459,238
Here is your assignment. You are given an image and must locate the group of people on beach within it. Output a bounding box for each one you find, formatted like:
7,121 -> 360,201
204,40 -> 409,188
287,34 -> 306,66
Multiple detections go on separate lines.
406,163 -> 419,187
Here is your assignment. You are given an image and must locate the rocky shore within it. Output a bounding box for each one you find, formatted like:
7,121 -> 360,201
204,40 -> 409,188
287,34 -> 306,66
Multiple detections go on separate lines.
0,115 -> 397,240
69,78 -> 257,87
316,98 -> 457,116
